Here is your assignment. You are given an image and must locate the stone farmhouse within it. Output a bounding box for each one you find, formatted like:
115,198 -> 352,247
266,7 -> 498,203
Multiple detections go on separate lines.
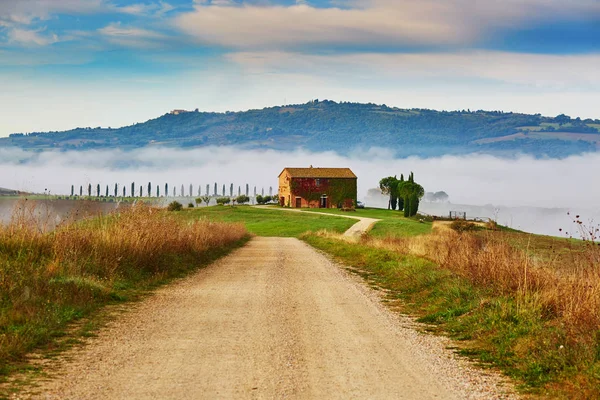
278,166 -> 357,209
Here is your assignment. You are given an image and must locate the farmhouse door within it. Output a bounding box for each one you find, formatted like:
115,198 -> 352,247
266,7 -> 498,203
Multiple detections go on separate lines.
295,197 -> 302,208
320,195 -> 328,208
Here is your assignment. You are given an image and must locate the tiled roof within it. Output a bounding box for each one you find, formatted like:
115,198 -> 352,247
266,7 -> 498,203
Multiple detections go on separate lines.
279,167 -> 357,179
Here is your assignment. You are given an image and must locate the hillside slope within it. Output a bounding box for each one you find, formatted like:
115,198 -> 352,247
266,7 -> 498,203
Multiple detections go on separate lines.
2,101 -> 599,157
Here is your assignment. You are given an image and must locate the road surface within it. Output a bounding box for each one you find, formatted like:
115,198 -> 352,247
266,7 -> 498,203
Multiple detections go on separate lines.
25,238 -> 513,399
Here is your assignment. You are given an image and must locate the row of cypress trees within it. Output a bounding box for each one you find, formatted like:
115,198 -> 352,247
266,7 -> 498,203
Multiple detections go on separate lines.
69,183 -> 274,198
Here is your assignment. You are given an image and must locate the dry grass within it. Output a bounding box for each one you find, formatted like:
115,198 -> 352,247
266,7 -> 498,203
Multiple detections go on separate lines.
311,223 -> 600,396
0,201 -> 248,373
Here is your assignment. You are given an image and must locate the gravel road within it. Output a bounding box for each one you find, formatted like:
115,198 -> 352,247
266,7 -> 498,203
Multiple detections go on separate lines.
25,237 -> 515,399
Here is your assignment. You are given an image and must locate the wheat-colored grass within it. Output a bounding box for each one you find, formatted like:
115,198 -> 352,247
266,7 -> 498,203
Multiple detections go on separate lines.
0,201 -> 247,369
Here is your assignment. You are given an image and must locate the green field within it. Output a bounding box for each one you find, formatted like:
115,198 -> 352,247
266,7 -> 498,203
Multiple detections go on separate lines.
301,207 -> 432,237
179,206 -> 356,237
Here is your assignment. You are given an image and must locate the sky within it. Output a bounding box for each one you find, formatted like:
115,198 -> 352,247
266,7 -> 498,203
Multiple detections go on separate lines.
0,0 -> 599,136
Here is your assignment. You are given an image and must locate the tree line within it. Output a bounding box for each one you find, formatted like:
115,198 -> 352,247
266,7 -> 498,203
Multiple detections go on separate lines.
379,172 -> 425,217
68,182 -> 276,199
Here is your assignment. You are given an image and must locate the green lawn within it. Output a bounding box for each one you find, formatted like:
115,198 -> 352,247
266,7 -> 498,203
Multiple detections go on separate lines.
302,207 -> 432,238
180,206 -> 356,237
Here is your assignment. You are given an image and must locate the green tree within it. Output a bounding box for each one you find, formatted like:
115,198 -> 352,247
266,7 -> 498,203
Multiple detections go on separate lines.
397,172 -> 424,217
236,195 -> 250,204
202,195 -> 211,206
379,176 -> 399,210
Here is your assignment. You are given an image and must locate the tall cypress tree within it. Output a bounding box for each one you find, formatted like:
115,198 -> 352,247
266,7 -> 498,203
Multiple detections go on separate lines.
148,182 -> 152,197
80,186 -> 83,196
105,185 -> 109,197
165,183 -> 169,198
71,185 -> 74,197
97,184 -> 100,197
88,184 -> 91,197
156,185 -> 159,197
114,183 -> 118,197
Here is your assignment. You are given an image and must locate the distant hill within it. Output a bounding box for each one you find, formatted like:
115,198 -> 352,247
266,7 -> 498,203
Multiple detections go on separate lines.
2,101 -> 599,158
0,187 -> 20,196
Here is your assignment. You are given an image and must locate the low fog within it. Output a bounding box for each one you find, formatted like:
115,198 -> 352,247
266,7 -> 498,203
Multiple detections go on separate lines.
1,146 -> 599,237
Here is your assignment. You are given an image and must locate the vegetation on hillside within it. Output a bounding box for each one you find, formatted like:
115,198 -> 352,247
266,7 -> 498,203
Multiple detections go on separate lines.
2,101 -> 598,157
0,202 -> 248,378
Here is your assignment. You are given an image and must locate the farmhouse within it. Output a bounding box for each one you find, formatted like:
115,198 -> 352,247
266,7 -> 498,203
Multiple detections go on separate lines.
278,166 -> 357,209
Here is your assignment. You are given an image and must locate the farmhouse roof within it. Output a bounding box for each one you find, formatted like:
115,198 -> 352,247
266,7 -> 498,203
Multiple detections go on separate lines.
279,167 -> 357,179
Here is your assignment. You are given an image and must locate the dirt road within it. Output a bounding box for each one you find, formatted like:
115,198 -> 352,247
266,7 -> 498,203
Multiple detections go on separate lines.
27,238 -> 513,399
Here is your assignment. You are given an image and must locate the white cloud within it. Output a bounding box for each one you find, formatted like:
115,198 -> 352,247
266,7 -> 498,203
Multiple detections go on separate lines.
175,3 -> 470,49
0,0 -> 107,26
115,1 -> 175,17
98,22 -> 169,47
174,0 -> 600,50
226,51 -> 600,90
7,27 -> 59,46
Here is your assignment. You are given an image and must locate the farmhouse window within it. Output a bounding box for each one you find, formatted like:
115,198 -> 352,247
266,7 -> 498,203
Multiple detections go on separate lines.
315,179 -> 321,186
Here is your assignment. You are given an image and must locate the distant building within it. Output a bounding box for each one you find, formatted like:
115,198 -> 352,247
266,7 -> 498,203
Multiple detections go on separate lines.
278,166 -> 357,209
170,109 -> 189,115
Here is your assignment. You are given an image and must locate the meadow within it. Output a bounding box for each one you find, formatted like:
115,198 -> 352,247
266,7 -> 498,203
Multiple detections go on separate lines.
0,201 -> 248,382
177,205 -> 356,237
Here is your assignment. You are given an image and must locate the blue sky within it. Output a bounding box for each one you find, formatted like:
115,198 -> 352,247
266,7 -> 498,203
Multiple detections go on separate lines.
0,0 -> 599,136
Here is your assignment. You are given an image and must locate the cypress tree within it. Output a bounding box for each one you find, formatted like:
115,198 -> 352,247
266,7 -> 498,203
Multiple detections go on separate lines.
156,185 -> 159,197
206,184 -> 210,197
165,183 -> 169,198
148,182 -> 152,197
80,186 -> 83,196
181,184 -> 184,197
246,184 -> 249,196
114,183 -> 118,197
123,187 -> 126,197
71,185 -> 74,197
97,184 -> 100,197
105,185 -> 109,197
88,184 -> 91,197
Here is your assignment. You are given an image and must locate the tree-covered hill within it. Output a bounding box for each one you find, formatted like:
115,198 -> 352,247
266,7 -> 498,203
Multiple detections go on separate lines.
2,100 -> 599,158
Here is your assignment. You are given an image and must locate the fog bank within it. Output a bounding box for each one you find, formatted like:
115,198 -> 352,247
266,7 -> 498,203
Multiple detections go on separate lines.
1,146 -> 598,236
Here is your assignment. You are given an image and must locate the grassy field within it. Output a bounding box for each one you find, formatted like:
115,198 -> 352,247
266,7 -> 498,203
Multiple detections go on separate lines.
301,207 -> 433,237
177,205 -> 356,237
301,214 -> 600,399
0,204 -> 248,387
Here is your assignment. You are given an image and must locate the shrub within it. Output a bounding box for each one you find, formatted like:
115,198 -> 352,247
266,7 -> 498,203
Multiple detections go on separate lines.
188,203 -> 195,208
450,220 -> 478,232
216,197 -> 231,205
167,201 -> 183,211
236,195 -> 250,204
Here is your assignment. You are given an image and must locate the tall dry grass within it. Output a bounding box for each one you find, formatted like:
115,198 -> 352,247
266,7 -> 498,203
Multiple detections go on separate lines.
368,227 -> 600,334
0,201 -> 247,369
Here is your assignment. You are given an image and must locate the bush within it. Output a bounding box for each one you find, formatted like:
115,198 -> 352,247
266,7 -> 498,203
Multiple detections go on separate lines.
216,197 -> 231,205
188,203 -> 195,208
236,195 -> 250,204
167,201 -> 183,211
450,220 -> 478,232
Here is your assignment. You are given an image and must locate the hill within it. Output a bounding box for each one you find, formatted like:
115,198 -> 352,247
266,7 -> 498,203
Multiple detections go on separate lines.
0,187 -> 20,196
2,101 -> 599,157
